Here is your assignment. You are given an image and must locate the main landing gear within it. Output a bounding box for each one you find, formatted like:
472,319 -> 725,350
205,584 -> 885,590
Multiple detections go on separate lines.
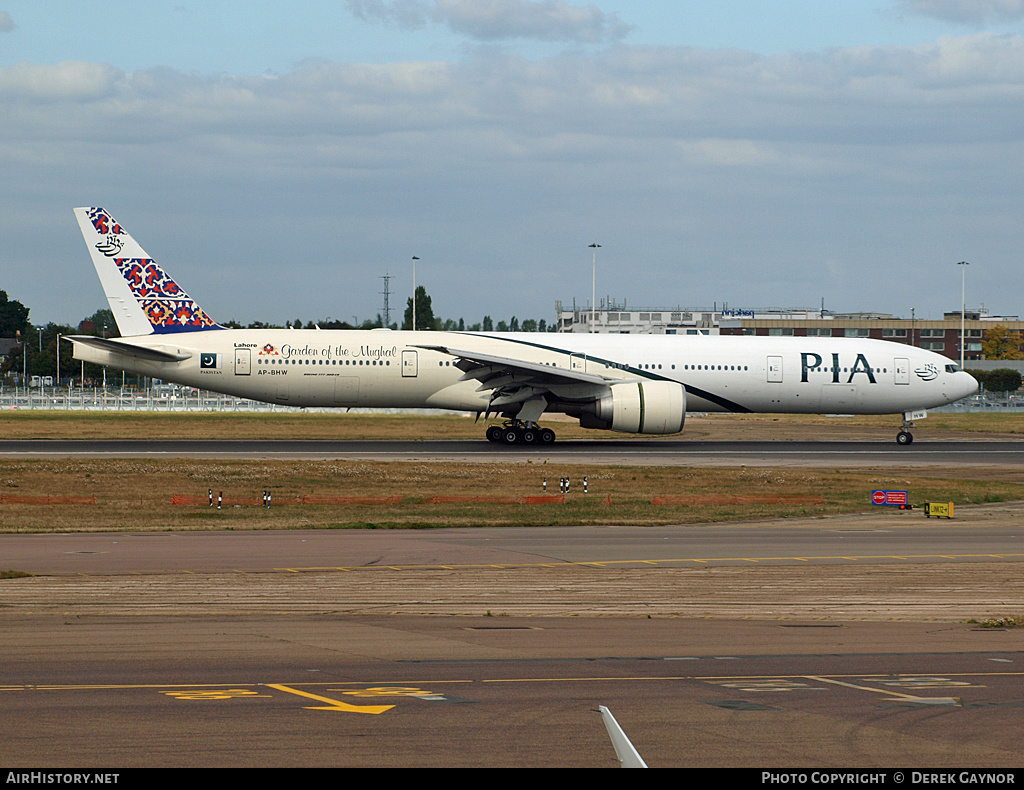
486,420 -> 556,445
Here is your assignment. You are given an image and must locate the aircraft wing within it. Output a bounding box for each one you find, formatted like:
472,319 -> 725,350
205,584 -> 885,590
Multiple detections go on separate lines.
413,343 -> 624,413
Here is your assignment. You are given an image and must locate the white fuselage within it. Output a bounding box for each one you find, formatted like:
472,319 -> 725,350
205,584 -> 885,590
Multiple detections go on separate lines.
72,329 -> 978,417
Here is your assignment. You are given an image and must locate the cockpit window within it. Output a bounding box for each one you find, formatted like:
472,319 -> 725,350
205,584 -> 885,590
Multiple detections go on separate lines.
945,364 -> 961,373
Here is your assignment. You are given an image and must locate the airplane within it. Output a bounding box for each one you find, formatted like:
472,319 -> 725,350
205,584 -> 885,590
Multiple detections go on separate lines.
67,207 -> 978,445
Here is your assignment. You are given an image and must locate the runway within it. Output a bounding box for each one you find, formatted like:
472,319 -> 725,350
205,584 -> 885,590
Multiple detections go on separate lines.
2,438 -> 1022,466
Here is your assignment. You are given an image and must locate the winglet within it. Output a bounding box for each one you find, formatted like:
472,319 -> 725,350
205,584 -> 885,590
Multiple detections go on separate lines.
598,706 -> 648,768
73,207 -> 222,337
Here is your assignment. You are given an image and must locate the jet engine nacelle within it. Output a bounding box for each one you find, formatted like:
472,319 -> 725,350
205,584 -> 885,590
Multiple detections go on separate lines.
591,380 -> 686,434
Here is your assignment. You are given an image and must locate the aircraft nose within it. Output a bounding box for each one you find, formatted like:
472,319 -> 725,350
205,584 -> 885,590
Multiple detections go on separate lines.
954,370 -> 979,401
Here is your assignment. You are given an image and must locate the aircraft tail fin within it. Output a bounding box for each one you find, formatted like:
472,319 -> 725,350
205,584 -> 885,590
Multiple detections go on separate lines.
73,207 -> 223,337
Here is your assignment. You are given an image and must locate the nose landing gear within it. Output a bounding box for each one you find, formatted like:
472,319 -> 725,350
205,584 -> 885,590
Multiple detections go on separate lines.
896,412 -> 916,445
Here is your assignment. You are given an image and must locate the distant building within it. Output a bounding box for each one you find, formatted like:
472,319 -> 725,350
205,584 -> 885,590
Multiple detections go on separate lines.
555,300 -> 1022,362
0,338 -> 21,360
555,299 -> 725,335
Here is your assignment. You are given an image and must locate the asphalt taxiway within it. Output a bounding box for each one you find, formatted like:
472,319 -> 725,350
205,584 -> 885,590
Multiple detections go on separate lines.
1,438 -> 1023,466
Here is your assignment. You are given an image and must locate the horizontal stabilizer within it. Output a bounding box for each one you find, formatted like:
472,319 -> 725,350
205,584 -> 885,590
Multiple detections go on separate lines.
65,335 -> 193,363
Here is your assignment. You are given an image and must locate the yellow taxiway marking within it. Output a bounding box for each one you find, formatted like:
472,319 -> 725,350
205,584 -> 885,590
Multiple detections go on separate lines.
265,683 -> 394,714
274,552 -> 1024,573
2,682 -> 263,691
3,673 -> 1019,697
162,689 -> 270,700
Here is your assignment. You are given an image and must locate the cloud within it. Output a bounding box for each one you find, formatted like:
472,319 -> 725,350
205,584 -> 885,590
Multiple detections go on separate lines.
0,11 -> 16,33
897,0 -> 1024,24
345,0 -> 432,29
0,61 -> 122,102
4,38 -> 1023,187
346,0 -> 632,43
3,35 -> 1024,325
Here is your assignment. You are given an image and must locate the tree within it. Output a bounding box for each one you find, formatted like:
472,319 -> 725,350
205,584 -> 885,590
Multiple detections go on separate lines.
79,308 -> 118,338
967,369 -> 1023,393
982,324 -> 1024,360
0,289 -> 30,338
402,286 -> 436,330
987,368 -> 1023,393
247,320 -> 284,329
317,318 -> 355,329
29,322 -> 77,382
482,315 -> 493,332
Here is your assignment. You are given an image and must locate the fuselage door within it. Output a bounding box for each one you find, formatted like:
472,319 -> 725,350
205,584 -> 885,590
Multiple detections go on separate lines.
767,355 -> 783,383
895,358 -> 910,385
234,348 -> 251,376
402,349 -> 418,378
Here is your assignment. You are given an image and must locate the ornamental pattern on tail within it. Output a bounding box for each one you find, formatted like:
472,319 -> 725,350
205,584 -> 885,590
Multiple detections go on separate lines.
87,208 -> 126,257
114,257 -> 219,333
86,208 -> 125,236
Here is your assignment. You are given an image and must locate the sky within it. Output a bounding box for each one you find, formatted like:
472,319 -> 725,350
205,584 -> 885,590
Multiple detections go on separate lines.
1,1 -> 1023,327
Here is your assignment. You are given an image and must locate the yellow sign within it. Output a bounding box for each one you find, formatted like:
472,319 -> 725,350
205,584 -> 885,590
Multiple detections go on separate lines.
925,501 -> 954,518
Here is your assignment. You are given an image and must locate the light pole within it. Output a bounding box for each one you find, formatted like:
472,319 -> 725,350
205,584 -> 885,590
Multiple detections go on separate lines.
18,330 -> 25,388
958,260 -> 969,368
589,243 -> 601,333
412,256 -> 420,331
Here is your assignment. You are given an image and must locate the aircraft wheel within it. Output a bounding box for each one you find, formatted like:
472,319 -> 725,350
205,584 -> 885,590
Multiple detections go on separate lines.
486,426 -> 503,443
896,430 -> 913,445
538,428 -> 556,445
521,429 -> 537,444
502,429 -> 520,445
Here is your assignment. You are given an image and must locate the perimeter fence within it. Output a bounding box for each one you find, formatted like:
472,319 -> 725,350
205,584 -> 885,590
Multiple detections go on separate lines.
0,386 -> 1019,413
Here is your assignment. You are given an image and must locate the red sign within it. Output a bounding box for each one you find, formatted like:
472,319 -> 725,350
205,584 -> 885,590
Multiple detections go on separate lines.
872,490 -> 909,506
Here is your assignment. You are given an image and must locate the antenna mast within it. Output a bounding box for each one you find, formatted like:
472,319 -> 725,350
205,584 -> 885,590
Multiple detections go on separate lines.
380,273 -> 392,328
